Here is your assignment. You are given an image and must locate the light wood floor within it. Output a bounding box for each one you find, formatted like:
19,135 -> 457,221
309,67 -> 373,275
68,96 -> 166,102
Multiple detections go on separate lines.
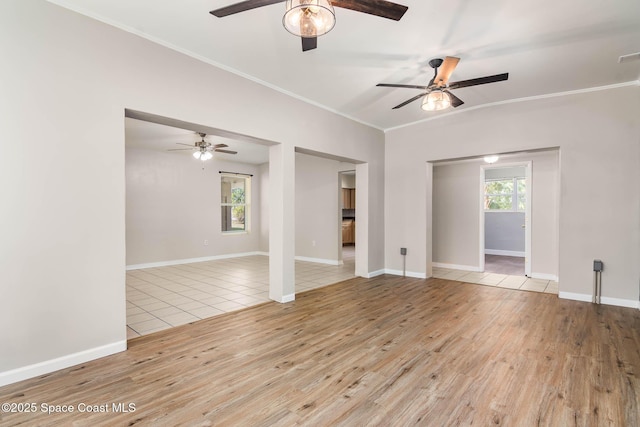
1,275 -> 639,426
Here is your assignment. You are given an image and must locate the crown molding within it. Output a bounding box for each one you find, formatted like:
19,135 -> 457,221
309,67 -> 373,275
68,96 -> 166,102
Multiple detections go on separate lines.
384,81 -> 640,132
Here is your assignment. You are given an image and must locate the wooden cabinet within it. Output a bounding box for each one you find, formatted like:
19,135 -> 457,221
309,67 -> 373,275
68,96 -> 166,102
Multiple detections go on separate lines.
342,219 -> 355,245
342,188 -> 356,209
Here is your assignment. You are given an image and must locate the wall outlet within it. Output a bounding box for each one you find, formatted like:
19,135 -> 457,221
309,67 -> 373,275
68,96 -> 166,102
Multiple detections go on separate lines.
204,240 -> 209,246
312,240 -> 316,247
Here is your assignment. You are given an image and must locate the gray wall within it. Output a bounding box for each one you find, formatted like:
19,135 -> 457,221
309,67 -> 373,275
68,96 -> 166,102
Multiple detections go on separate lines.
485,212 -> 526,254
387,86 -> 638,302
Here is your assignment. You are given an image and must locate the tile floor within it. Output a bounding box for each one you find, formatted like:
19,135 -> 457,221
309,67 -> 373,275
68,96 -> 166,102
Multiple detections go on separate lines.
127,248 -> 356,338
432,266 -> 559,295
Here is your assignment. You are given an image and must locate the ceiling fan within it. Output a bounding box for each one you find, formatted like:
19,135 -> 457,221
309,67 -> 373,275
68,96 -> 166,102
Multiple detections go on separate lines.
377,56 -> 509,111
210,0 -> 408,52
168,133 -> 237,161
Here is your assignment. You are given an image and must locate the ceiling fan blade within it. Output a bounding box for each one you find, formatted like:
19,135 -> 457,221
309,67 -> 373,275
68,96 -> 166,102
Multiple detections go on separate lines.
302,37 -> 317,52
331,0 -> 408,21
167,148 -> 196,151
213,143 -> 229,149
444,90 -> 464,108
210,0 -> 284,17
434,56 -> 460,87
392,92 -> 427,109
377,83 -> 430,90
448,73 -> 509,90
176,142 -> 196,147
215,149 -> 238,154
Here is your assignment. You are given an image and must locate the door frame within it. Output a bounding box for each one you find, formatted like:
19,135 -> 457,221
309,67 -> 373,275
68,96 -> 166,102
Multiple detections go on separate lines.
479,161 -> 532,276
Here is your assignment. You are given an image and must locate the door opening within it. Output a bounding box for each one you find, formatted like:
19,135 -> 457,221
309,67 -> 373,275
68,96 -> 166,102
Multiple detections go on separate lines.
339,170 -> 356,270
480,162 -> 531,277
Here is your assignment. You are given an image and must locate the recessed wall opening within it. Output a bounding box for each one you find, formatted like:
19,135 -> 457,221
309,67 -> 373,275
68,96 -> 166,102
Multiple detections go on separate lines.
294,147 -> 365,280
124,114 -> 274,338
124,112 -> 371,339
429,148 -> 559,294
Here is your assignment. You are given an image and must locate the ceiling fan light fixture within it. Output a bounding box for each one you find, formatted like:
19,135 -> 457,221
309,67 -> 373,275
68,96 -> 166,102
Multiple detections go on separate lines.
283,0 -> 335,37
421,90 -> 451,111
201,151 -> 213,161
484,155 -> 500,164
193,151 -> 202,160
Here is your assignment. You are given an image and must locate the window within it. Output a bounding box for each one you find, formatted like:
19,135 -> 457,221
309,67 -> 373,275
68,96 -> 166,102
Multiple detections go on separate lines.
484,177 -> 526,211
221,174 -> 250,232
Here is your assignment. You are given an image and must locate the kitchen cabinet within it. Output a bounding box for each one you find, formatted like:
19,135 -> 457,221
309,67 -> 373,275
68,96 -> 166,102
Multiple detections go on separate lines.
342,188 -> 356,209
342,219 -> 355,245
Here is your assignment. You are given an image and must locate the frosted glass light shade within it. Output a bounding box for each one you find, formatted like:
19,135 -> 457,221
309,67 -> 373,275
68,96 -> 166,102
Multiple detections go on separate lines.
193,150 -> 213,161
484,155 -> 500,164
283,0 -> 335,37
421,90 -> 451,111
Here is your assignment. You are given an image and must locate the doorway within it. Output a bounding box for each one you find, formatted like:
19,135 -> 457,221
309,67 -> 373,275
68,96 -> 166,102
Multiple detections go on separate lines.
480,162 -> 531,277
339,170 -> 356,268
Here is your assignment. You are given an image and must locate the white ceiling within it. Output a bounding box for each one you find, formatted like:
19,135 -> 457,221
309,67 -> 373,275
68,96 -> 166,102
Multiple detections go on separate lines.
125,118 -> 270,164
51,0 -> 640,131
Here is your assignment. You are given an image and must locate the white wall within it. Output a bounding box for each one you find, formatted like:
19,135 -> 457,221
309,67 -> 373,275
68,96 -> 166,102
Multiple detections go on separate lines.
125,148 -> 263,266
386,86 -> 639,304
0,0 -> 385,385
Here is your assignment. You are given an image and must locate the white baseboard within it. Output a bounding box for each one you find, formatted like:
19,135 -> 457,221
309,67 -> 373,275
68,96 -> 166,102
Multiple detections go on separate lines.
530,272 -> 559,281
485,249 -> 525,257
271,293 -> 295,303
126,251 -> 267,270
559,292 -> 639,309
359,269 -> 385,278
601,296 -> 640,309
294,256 -> 340,266
127,252 -> 347,270
0,341 -> 126,387
384,269 -> 427,279
432,262 -> 482,272
558,292 -> 592,303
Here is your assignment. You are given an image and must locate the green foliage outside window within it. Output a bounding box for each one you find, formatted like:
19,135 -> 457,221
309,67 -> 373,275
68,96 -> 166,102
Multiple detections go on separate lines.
484,178 -> 526,211
221,176 -> 249,232
231,187 -> 245,225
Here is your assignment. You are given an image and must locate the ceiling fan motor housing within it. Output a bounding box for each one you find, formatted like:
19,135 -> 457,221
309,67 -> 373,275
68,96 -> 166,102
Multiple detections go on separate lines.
428,58 -> 443,69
